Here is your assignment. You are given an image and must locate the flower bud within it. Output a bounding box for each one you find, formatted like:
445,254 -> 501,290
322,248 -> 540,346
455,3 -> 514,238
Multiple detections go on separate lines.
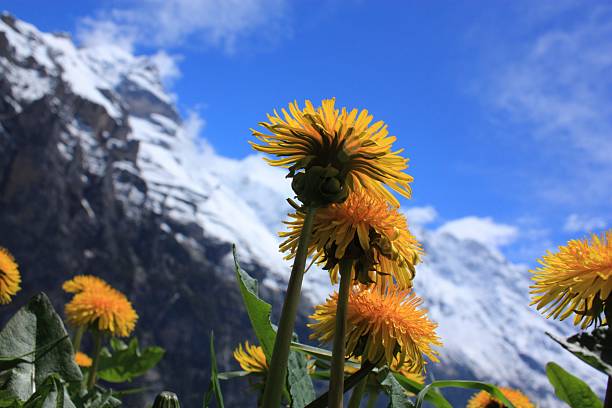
152,391 -> 181,408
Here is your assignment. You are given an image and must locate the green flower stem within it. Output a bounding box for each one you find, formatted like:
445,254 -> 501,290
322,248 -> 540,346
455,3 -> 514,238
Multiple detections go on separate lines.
261,205 -> 317,408
72,326 -> 85,353
86,329 -> 103,390
365,391 -> 379,408
347,375 -> 368,408
328,259 -> 354,408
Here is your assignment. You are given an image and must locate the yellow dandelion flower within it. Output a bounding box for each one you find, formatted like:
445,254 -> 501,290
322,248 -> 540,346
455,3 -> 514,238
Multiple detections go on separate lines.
281,188 -> 421,287
63,275 -> 112,294
530,230 -> 612,328
251,98 -> 413,207
309,285 -> 441,373
233,341 -> 268,374
65,287 -> 138,337
74,351 -> 92,368
466,387 -> 535,408
0,247 -> 21,304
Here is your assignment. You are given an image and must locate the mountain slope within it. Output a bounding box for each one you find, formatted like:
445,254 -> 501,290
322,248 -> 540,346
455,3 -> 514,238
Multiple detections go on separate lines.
0,13 -> 605,407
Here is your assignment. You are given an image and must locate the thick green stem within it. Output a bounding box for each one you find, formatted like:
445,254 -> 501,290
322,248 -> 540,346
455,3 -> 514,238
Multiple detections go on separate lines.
365,391 -> 378,408
328,259 -> 353,408
86,330 -> 103,390
72,326 -> 85,353
347,375 -> 368,408
261,206 -> 317,408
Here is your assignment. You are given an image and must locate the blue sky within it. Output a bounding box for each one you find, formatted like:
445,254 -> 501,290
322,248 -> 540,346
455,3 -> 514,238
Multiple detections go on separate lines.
5,0 -> 612,264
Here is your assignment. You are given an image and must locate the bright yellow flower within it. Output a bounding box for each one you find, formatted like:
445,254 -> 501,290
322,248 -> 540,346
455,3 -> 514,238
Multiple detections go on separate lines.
309,285 -> 441,373
74,351 -> 92,368
65,287 -> 138,337
0,247 -> 21,304
251,98 -> 413,207
281,188 -> 421,288
233,341 -> 268,374
63,275 -> 112,294
530,230 -> 612,328
466,387 -> 535,408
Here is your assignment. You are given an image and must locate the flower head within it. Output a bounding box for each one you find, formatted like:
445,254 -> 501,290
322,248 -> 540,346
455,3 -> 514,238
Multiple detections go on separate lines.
466,387 -> 534,408
233,341 -> 268,374
65,286 -> 138,337
281,189 -> 421,287
309,285 -> 441,373
63,275 -> 112,294
251,98 -> 413,207
74,351 -> 92,368
0,247 -> 21,304
530,230 -> 612,328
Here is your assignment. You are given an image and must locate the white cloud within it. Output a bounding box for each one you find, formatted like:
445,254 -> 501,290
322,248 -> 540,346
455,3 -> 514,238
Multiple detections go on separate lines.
150,51 -> 182,84
403,206 -> 438,226
437,216 -> 518,253
78,0 -> 290,54
491,4 -> 612,205
76,17 -> 136,52
563,213 -> 607,233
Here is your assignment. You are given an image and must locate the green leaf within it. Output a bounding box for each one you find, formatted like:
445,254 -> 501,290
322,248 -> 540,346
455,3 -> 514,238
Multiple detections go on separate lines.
69,386 -> 121,408
377,368 -> 415,408
232,246 -> 315,407
232,246 -> 276,360
414,380 -> 516,408
203,333 -> 224,408
0,293 -> 82,402
96,337 -> 164,383
0,390 -> 23,407
287,351 -> 315,408
290,342 -> 332,361
392,373 -> 452,408
546,362 -> 603,408
22,374 -> 75,408
547,329 -> 612,376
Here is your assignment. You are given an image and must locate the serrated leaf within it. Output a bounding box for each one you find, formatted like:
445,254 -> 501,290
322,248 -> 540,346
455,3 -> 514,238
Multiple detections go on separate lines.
232,246 -> 276,360
287,351 -> 315,408
0,293 -> 82,402
377,368 -> 415,408
96,337 -> 164,383
547,329 -> 612,376
233,246 -> 315,406
546,362 -> 603,408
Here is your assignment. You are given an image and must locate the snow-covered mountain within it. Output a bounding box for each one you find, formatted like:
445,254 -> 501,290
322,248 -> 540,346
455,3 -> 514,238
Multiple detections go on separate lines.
0,13 -> 604,406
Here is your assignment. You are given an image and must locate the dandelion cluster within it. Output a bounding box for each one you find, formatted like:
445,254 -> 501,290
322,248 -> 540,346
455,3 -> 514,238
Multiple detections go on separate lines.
530,230 -> 612,328
309,285 -> 441,373
64,275 -> 138,337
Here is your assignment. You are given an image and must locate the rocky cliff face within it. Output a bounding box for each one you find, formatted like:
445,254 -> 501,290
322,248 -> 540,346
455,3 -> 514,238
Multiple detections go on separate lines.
0,13 -> 604,407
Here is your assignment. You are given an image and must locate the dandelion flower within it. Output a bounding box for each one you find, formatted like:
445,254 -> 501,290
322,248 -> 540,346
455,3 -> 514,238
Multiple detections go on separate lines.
65,287 -> 138,337
251,98 -> 413,207
466,387 -> 535,408
530,230 -> 612,328
63,275 -> 112,294
74,351 -> 92,368
233,341 -> 268,374
0,247 -> 21,304
281,188 -> 421,287
309,285 -> 440,373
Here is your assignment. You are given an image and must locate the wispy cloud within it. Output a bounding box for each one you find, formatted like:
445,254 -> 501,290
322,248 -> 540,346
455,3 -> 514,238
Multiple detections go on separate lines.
77,0 -> 291,54
490,4 -> 612,206
403,206 -> 438,227
563,213 -> 607,233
